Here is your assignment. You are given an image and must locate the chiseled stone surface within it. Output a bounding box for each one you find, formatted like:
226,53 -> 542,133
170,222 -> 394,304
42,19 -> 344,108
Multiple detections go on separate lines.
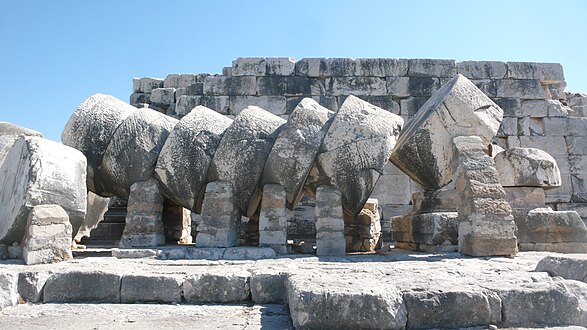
391,74 -> 503,190
99,107 -> 178,198
314,95 -> 403,215
208,106 -> 286,216
22,205 -> 73,265
0,136 -> 87,244
196,181 -> 241,248
119,179 -> 165,248
262,98 -> 334,207
495,147 -> 562,189
155,106 -> 232,211
61,94 -> 136,196
516,208 -> 587,252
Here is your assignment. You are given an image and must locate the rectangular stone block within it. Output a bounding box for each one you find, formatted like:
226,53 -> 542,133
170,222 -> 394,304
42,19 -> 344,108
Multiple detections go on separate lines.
566,136 -> 587,155
354,58 -> 408,77
457,61 -> 507,79
150,88 -> 175,107
203,76 -> 256,96
129,93 -> 150,106
175,95 -> 230,116
520,99 -> 550,117
504,187 -> 546,208
196,181 -> 240,248
386,77 -> 409,97
229,95 -> 286,115
399,96 -> 429,116
163,73 -> 199,88
175,83 -> 204,97
411,212 -> 459,245
259,230 -> 287,245
326,77 -> 386,96
315,186 -> 343,218
493,97 -> 521,117
517,117 -> 544,136
250,270 -> 287,304
497,117 -> 517,137
507,62 -> 565,83
542,117 -> 587,136
407,77 -> 440,97
183,271 -> 251,303
133,77 -> 163,93
556,203 -> 587,220
315,217 -> 345,232
408,59 -> 456,77
495,79 -> 548,99
338,95 -> 399,114
43,271 -> 122,303
470,79 -> 498,97
316,231 -> 346,255
257,76 -> 310,95
121,274 -> 182,303
266,57 -> 295,76
519,136 -> 567,156
571,174 -> 587,203
545,173 -> 572,204
370,174 -> 411,205
232,57 -> 267,76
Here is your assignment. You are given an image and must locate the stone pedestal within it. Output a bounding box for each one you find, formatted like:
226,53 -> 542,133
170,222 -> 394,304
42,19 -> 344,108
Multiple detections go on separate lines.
195,181 -> 240,248
22,205 -> 73,265
454,136 -> 518,256
315,186 -> 345,256
259,184 -> 288,254
119,179 -> 165,248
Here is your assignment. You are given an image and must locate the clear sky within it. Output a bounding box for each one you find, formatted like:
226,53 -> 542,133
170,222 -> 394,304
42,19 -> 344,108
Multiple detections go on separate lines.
1,0 -> 585,142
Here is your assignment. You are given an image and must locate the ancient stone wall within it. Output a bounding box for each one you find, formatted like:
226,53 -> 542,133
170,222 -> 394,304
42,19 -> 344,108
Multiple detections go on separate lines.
130,57 -> 587,235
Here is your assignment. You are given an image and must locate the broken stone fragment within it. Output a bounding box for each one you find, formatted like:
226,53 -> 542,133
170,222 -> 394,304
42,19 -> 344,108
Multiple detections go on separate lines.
99,107 -> 178,199
0,121 -> 43,137
74,191 -> 110,242
208,106 -> 286,216
313,95 -> 403,215
494,147 -> 561,189
390,74 -> 503,190
261,98 -> 334,207
61,94 -> 136,196
0,136 -> 87,244
155,106 -> 233,212
22,205 -> 73,265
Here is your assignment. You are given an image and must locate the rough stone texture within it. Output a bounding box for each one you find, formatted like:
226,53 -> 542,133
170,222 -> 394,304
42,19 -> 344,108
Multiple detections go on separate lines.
391,74 -> 503,190
183,270 -> 250,303
61,94 -> 136,196
392,212 -> 459,252
163,73 -> 199,89
196,181 -> 241,248
507,62 -> 565,83
22,205 -> 73,265
17,271 -> 50,303
454,136 -> 518,256
287,272 -> 407,329
120,274 -> 182,303
250,269 -> 289,304
119,179 -> 165,248
43,271 -> 122,303
314,95 -> 403,215
132,77 -> 163,93
261,98 -> 334,207
74,191 -> 110,241
232,57 -> 267,76
154,106 -> 232,211
99,107 -> 177,198
516,208 -> 587,252
315,186 -> 345,256
204,76 -> 256,96
208,106 -> 286,216
149,88 -> 175,107
457,61 -> 507,79
266,57 -> 295,76
0,272 -> 18,308
344,198 -> 382,252
354,58 -> 408,77
258,184 -> 288,254
0,121 -> 43,138
495,147 -> 562,189
0,136 -> 87,244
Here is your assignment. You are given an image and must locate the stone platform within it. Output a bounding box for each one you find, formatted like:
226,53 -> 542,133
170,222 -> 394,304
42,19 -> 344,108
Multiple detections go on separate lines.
2,248 -> 587,328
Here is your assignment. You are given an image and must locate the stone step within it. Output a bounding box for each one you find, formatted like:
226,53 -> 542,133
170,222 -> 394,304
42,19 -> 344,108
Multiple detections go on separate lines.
81,223 -> 124,243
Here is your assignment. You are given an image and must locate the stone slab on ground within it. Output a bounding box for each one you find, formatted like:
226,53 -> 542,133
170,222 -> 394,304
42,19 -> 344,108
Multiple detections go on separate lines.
536,255 -> 587,282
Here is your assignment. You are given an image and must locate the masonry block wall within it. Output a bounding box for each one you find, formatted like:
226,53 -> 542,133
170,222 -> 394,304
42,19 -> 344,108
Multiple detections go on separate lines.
130,57 -> 587,235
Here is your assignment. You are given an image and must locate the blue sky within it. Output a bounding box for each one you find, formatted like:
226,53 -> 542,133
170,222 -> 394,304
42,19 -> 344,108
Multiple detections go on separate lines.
1,0 -> 585,141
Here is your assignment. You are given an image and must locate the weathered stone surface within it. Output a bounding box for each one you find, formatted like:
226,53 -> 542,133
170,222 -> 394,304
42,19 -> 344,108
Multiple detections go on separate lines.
149,88 -> 175,107
266,57 -> 295,76
222,246 -> 276,260
0,121 -> 43,138
250,269 -> 289,304
61,94 -> 136,195
295,58 -> 356,77
208,106 -> 286,216
99,108 -> 178,198
507,62 -> 565,83
119,179 -> 165,248
516,208 -> 587,246
315,186 -> 345,256
74,192 -> 109,241
121,274 -> 182,303
163,73 -> 200,88
411,212 -> 459,246
43,271 -> 122,303
258,184 -> 288,254
354,58 -> 408,77
183,270 -> 250,303
325,77 -> 386,96
203,76 -> 256,96
17,271 -> 50,303
232,57 -> 266,76
504,186 -> 546,208
404,288 -> 500,329
154,106 -> 232,211
0,137 -> 87,244
408,59 -> 456,77
174,95 -> 230,116
495,79 -> 548,99
196,181 -> 241,248
313,95 -> 402,215
22,205 -> 73,265
0,272 -> 18,308
344,198 -> 383,252
287,272 -> 407,329
495,147 -> 561,189
132,77 -> 163,93
262,98 -> 334,207
256,76 -> 310,96
535,255 -> 587,282
228,95 -> 287,115
457,61 -> 507,79
391,74 -> 503,190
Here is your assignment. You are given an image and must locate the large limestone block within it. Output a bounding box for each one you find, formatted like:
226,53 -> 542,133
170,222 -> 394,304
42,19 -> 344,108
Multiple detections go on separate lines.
390,74 -> 503,190
0,137 -> 87,244
287,272 -> 407,329
43,271 -> 122,303
182,270 -> 251,303
495,147 -> 561,189
61,94 -> 136,196
22,205 -> 73,265
0,272 -> 18,308
99,108 -> 178,198
208,106 -> 286,216
535,255 -> 587,282
155,106 -> 233,211
313,95 -> 403,215
120,274 -> 183,303
516,208 -> 587,246
262,98 -> 334,207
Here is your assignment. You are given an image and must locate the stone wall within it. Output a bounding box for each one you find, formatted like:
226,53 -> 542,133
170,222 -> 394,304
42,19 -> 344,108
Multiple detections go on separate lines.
130,57 -> 587,234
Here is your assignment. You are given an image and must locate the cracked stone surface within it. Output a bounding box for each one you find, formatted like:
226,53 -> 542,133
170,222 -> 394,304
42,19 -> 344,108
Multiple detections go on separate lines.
155,106 -> 233,212
313,95 -> 403,215
261,98 -> 334,208
208,106 -> 286,216
495,147 -> 562,189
